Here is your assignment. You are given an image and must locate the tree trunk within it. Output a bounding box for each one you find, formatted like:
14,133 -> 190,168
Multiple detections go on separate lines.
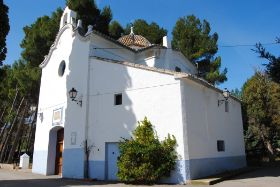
27,112 -> 37,154
0,88 -> 19,148
0,106 -> 7,126
7,102 -> 29,164
0,97 -> 24,163
265,140 -> 275,162
260,130 -> 275,162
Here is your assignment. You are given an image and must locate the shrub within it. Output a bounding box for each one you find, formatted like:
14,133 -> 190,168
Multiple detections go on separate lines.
117,117 -> 177,184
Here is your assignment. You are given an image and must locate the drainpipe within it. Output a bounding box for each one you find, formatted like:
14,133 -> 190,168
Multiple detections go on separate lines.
84,41 -> 91,178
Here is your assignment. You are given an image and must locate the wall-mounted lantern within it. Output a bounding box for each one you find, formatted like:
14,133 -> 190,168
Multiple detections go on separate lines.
69,87 -> 82,107
218,88 -> 230,107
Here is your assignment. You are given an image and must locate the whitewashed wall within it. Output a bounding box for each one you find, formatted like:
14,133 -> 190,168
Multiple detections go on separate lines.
89,34 -> 135,62
180,78 -> 246,179
33,16 -> 245,182
32,25 -> 91,177
86,58 -> 186,182
33,27 -> 73,175
89,34 -> 197,76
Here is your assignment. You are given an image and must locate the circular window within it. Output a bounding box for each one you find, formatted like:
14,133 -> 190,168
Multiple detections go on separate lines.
58,60 -> 66,77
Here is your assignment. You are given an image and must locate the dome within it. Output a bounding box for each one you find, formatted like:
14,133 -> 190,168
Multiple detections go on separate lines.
117,27 -> 151,49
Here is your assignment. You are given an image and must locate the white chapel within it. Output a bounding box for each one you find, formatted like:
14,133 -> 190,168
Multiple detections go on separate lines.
32,7 -> 246,184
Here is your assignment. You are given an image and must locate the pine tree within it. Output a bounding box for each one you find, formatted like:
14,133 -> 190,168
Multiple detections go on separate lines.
109,20 -> 124,39
0,0 -> 10,65
124,19 -> 167,44
20,9 -> 63,68
172,15 -> 227,85
66,0 -> 112,34
253,40 -> 280,84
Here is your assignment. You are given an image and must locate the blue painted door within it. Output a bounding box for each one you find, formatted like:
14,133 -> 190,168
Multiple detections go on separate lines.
106,143 -> 120,180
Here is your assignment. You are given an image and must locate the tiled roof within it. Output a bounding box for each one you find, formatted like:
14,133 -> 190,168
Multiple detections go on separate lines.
87,29 -> 160,52
118,34 -> 151,48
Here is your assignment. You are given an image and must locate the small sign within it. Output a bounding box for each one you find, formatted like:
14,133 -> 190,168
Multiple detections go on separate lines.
52,107 -> 63,126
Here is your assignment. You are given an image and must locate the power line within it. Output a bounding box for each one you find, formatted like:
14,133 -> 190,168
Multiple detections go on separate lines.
219,42 -> 279,48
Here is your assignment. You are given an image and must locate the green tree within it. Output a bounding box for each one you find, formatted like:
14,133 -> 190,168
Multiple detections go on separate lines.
0,0 -> 10,65
66,0 -> 112,35
124,19 -> 167,44
230,88 -> 242,100
253,40 -> 280,84
21,8 -> 63,67
172,15 -> 227,85
0,8 -> 63,162
109,20 -> 124,39
242,71 -> 280,161
117,117 -> 177,184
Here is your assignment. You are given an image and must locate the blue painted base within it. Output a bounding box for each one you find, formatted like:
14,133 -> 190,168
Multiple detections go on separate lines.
89,161 -> 105,180
160,160 -> 187,184
45,147 -> 246,184
161,155 -> 246,183
188,155 -> 247,179
62,148 -> 84,179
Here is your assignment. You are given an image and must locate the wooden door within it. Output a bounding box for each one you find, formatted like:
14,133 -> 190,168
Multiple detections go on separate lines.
55,128 -> 64,175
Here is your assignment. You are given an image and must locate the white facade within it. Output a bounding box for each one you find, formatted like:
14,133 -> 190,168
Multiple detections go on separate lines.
32,7 -> 246,184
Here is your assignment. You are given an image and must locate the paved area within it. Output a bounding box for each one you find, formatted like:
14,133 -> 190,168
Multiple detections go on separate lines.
0,167 -> 279,187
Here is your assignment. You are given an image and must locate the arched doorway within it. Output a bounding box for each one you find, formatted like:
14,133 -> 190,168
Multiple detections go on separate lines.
47,126 -> 64,176
55,128 -> 64,175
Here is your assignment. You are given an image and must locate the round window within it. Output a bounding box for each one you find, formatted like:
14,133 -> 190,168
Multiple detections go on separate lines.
58,60 -> 66,77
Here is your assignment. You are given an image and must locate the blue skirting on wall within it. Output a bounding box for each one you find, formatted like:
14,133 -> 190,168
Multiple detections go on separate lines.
62,148 -> 84,179
160,160 -> 187,184
88,160 -> 105,180
188,155 -> 246,179
57,148 -> 246,184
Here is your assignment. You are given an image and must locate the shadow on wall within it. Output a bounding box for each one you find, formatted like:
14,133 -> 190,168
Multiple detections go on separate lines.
62,35 -> 89,179
62,33 -> 138,179
87,52 -> 138,179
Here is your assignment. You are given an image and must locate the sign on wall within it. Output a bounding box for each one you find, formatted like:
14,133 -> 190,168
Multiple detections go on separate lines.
52,107 -> 63,126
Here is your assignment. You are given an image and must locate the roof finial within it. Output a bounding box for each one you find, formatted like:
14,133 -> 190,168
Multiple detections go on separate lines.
130,26 -> 134,35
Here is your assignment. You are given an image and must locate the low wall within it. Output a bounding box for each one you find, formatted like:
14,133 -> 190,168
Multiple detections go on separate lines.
0,163 -> 16,170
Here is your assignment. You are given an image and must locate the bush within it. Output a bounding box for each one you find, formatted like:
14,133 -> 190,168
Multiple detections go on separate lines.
117,117 -> 177,184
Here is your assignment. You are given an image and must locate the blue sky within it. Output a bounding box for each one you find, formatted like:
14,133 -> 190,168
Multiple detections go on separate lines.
3,0 -> 280,90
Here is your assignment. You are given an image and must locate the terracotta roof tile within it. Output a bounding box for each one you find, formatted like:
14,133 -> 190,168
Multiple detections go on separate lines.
118,34 -> 151,49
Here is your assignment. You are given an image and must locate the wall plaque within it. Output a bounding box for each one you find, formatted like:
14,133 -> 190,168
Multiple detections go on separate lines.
52,107 -> 63,126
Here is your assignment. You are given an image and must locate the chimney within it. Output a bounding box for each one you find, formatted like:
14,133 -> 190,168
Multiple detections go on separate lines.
163,36 -> 171,48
